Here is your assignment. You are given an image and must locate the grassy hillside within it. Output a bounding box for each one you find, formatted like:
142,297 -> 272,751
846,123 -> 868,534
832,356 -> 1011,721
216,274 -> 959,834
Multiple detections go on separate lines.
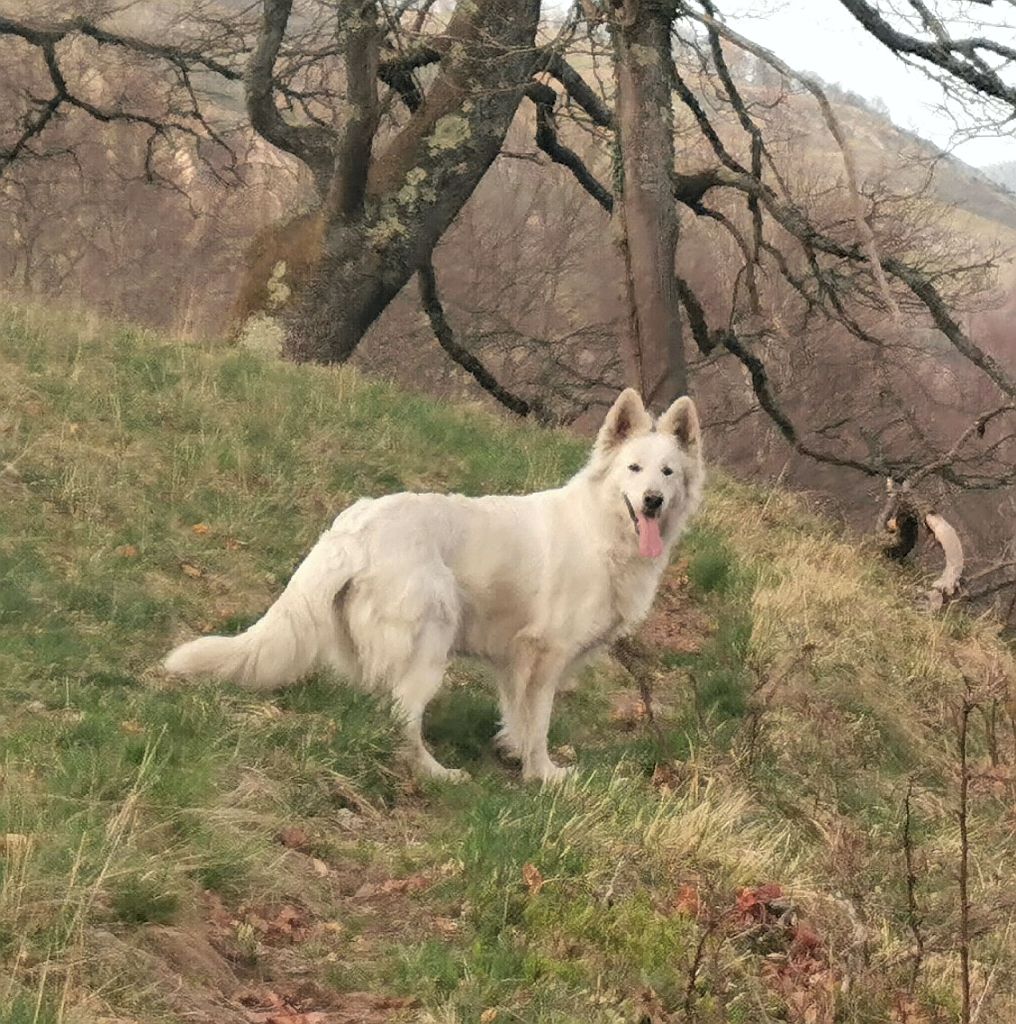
2,305 -> 1015,1024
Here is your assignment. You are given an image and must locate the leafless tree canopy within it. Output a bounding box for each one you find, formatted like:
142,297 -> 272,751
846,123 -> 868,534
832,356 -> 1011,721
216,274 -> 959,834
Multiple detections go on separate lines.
2,0 -> 1016,612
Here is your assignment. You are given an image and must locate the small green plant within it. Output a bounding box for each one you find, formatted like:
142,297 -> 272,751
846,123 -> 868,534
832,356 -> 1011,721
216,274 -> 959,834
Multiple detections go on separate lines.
110,875 -> 180,925
685,529 -> 738,596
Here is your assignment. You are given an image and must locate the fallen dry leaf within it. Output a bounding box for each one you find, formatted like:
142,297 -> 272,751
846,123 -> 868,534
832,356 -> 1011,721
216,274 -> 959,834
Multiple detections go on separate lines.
610,694 -> 648,727
522,862 -> 544,895
355,874 -> 431,899
237,987 -> 286,1010
737,882 -> 785,917
674,883 -> 701,918
791,923 -> 823,954
243,905 -> 310,944
480,1009 -> 499,1023
191,522 -> 211,535
243,990 -> 419,1024
118,544 -> 139,558
633,988 -> 667,1024
755,883 -> 784,903
270,905 -> 307,941
277,827 -> 310,851
181,562 -> 204,578
651,762 -> 681,792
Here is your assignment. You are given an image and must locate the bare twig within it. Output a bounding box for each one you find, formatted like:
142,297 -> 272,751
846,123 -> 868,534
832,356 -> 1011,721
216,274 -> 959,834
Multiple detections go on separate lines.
610,635 -> 664,741
958,688 -> 975,1024
902,777 -> 926,992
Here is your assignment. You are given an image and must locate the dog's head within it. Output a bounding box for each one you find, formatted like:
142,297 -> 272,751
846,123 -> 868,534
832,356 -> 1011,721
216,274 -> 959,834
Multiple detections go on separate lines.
591,388 -> 703,559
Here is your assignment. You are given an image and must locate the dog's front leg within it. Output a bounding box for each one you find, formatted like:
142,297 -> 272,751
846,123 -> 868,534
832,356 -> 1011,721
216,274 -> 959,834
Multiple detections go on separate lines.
506,644 -> 573,784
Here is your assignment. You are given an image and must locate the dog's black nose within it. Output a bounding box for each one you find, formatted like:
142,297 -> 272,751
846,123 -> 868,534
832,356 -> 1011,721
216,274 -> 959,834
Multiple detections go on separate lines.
643,492 -> 664,514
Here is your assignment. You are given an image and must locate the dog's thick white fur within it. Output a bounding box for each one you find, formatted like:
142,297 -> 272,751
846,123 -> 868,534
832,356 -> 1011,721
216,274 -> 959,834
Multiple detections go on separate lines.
164,389 -> 704,783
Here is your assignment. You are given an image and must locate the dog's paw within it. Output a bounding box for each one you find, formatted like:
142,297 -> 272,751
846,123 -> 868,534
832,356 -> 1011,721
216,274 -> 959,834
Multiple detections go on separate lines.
493,726 -> 522,762
424,765 -> 471,784
524,762 -> 575,786
542,764 -> 576,786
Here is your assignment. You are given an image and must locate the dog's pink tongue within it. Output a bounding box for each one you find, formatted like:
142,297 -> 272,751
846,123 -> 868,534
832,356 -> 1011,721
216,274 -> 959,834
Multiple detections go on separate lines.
637,514 -> 664,558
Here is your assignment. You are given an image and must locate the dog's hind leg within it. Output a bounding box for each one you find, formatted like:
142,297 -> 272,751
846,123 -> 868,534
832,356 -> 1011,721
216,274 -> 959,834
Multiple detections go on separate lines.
390,623 -> 467,783
392,668 -> 465,782
343,562 -> 465,781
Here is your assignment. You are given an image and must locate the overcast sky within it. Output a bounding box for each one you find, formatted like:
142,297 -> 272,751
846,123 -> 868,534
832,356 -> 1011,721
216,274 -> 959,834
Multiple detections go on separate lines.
723,0 -> 1016,168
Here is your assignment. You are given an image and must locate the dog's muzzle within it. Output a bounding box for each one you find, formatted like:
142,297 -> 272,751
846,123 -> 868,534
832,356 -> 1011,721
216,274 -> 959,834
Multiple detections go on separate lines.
625,493 -> 666,559
642,492 -> 664,517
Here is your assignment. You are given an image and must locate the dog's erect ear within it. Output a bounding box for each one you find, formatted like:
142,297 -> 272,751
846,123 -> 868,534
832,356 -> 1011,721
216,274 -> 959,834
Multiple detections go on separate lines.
657,396 -> 701,450
596,388 -> 652,452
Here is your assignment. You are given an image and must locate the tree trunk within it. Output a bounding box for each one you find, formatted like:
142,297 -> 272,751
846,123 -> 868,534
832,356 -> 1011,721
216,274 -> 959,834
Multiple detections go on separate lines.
283,0 -> 541,363
612,0 -> 686,409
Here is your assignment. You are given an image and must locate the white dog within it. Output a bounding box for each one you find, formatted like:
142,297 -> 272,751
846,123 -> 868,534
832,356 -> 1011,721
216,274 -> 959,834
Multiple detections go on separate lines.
165,389 -> 703,783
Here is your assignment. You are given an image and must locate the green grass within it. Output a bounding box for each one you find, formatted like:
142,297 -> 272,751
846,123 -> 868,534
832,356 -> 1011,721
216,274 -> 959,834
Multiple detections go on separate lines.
2,303 -> 1015,1023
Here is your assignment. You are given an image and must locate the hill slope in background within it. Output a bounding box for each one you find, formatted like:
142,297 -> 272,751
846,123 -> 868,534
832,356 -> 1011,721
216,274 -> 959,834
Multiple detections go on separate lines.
776,85 -> 1016,235
983,160 -> 1016,194
2,305 -> 1015,1024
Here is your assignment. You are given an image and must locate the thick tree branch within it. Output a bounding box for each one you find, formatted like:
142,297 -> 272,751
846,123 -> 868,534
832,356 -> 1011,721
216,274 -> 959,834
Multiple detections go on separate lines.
0,51 -> 63,171
0,14 -> 245,179
0,15 -> 245,81
246,0 -> 336,191
924,512 -> 964,609
542,51 -> 615,128
526,81 -> 613,212
694,164 -> 1016,402
909,405 -> 1016,485
717,326 -> 887,476
326,1 -> 381,220
377,43 -> 443,111
837,0 -> 1016,107
418,258 -> 534,417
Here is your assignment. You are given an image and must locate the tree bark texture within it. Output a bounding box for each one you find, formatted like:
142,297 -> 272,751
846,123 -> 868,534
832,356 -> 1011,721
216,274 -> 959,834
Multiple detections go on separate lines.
612,0 -> 687,410
284,0 -> 541,363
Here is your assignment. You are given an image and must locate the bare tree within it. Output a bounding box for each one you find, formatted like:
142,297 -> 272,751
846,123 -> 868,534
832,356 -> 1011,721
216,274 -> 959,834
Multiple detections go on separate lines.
3,0 -> 1016,603
0,0 -> 593,361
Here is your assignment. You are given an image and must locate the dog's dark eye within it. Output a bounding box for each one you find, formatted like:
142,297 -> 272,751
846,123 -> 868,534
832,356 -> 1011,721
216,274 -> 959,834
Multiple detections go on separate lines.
628,463 -> 642,473
662,466 -> 673,476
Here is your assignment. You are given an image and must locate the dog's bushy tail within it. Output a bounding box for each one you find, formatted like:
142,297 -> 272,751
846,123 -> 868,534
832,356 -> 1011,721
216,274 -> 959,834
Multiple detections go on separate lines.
164,532 -> 353,691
